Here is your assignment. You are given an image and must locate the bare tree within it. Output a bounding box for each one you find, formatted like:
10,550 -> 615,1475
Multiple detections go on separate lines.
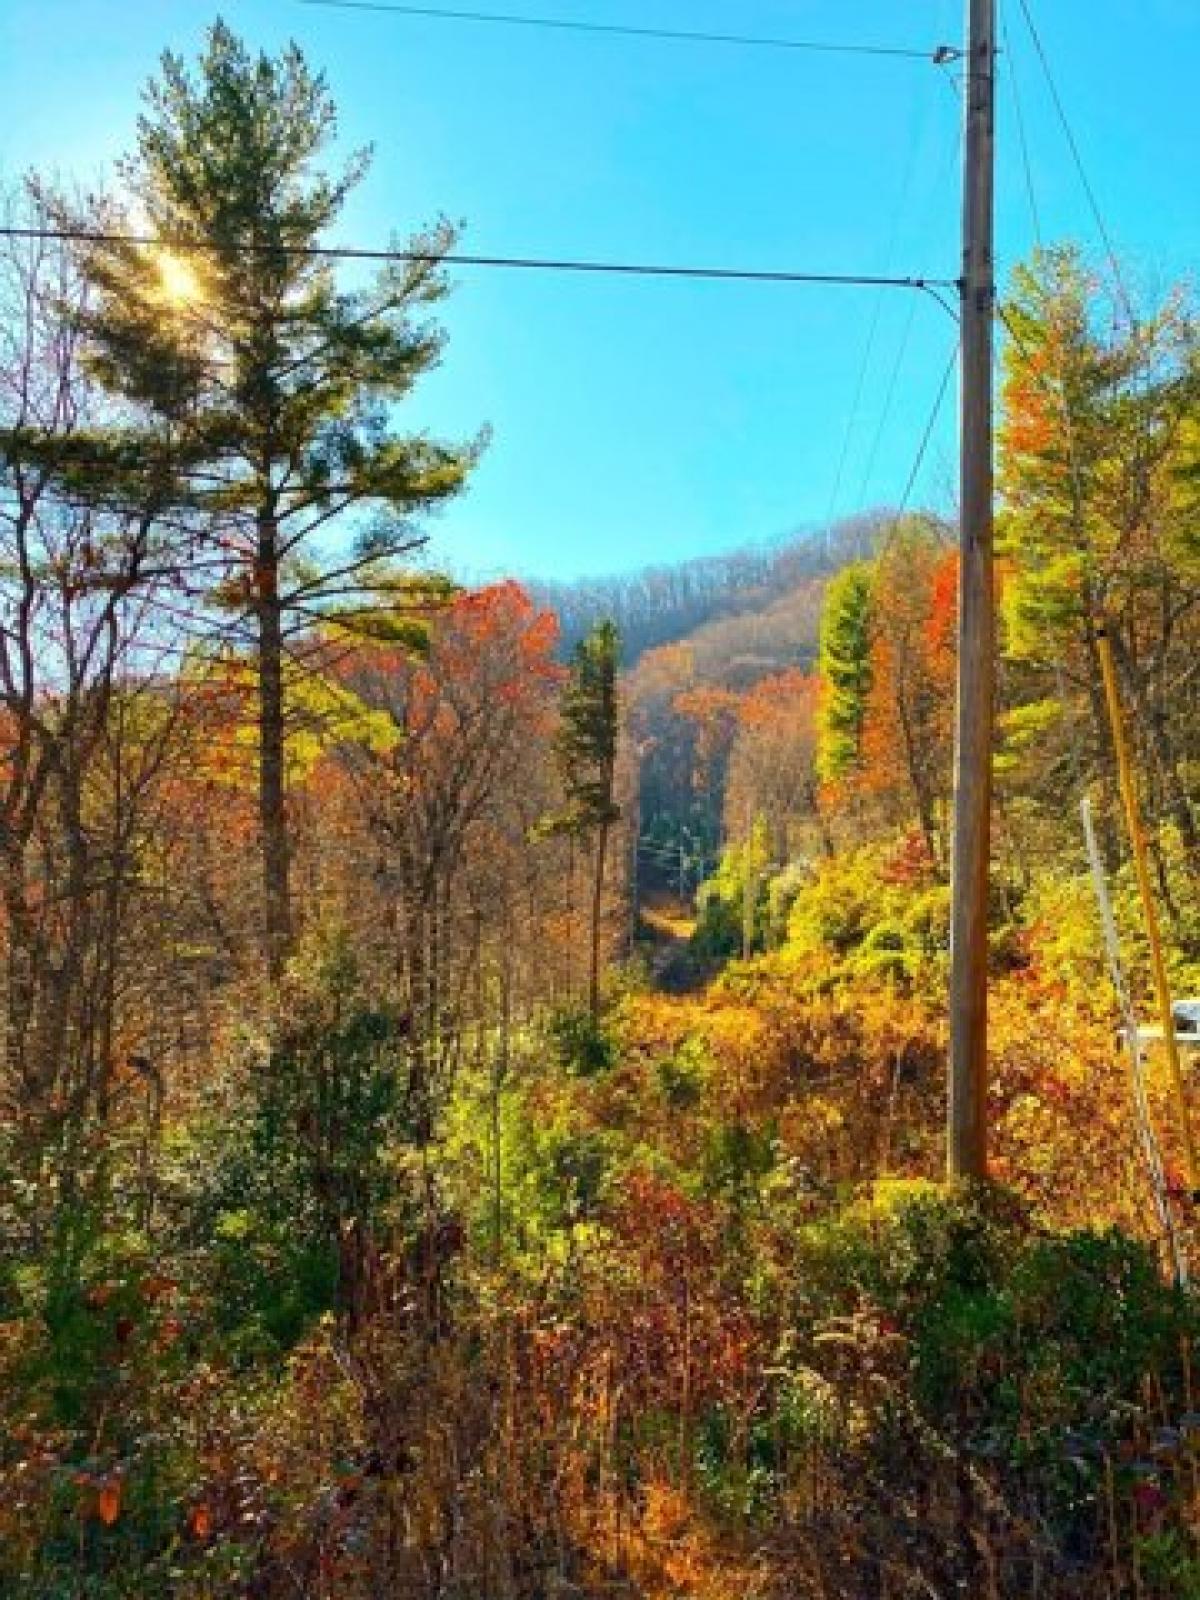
0,189 -> 189,1220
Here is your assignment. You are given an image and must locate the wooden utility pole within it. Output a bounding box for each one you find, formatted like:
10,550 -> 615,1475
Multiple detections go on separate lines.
948,0 -> 996,1179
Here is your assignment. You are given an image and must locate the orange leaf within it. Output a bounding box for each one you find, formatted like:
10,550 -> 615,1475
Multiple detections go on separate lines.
190,1503 -> 212,1539
138,1275 -> 177,1303
97,1482 -> 121,1526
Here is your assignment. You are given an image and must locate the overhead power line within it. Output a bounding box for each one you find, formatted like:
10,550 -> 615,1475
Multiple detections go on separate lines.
857,294 -> 920,509
1001,6 -> 1043,251
858,59 -> 968,509
824,79 -> 932,529
872,335 -> 959,562
297,0 -> 954,63
0,226 -> 955,294
896,341 -> 958,516
1012,0 -> 1134,322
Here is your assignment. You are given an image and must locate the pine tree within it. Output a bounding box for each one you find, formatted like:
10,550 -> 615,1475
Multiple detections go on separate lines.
817,562 -> 874,783
69,20 -> 478,978
550,620 -> 622,1021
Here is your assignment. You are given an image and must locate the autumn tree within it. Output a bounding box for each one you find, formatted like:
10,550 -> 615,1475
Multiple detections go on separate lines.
860,524 -> 956,871
334,582 -> 564,1128
999,247 -> 1200,897
69,21 -> 478,977
672,683 -> 744,839
724,669 -> 825,861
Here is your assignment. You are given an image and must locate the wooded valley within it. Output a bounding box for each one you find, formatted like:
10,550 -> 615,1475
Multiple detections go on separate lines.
4,18 -> 1200,1599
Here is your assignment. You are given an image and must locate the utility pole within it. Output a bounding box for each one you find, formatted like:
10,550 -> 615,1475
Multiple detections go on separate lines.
948,0 -> 996,1180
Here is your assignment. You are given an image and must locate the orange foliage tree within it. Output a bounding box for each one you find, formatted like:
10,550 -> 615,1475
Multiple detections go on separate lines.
724,669 -> 826,861
859,529 -> 957,872
332,581 -> 566,1126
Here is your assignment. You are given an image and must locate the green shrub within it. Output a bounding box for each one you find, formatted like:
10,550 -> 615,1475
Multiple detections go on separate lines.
798,1182 -> 1195,1457
181,929 -> 409,1357
654,1035 -> 710,1109
548,1007 -> 615,1076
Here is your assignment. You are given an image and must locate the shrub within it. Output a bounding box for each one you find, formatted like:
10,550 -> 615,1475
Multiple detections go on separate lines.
548,1007 -> 616,1076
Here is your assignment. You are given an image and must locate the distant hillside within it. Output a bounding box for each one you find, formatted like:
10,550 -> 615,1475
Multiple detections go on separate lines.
634,579 -> 826,692
616,574 -> 827,859
581,508 -> 953,867
530,509 -> 895,665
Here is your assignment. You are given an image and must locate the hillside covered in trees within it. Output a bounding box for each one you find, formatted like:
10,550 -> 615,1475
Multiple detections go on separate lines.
4,19 -> 1200,1600
530,510 -> 886,663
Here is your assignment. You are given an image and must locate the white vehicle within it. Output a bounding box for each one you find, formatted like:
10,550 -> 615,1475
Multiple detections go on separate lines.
1119,999 -> 1200,1058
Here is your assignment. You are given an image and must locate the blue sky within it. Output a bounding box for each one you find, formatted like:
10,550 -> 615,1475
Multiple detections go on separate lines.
2,0 -> 1197,580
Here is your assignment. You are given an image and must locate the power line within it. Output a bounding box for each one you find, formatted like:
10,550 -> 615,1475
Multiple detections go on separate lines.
999,11 -> 1091,570
824,80 -> 932,529
899,339 -> 958,513
857,291 -> 920,507
1001,5 -> 1043,251
858,49 -> 966,510
1012,0 -> 1134,322
297,0 -> 951,63
0,225 -> 954,294
875,336 -> 959,558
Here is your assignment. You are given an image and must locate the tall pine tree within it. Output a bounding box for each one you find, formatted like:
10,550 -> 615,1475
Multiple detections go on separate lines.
70,21 -> 478,978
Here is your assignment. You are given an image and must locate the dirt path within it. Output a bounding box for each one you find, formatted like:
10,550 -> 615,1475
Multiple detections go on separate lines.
636,894 -> 708,993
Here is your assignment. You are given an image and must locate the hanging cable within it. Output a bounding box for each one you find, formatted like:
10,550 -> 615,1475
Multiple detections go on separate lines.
896,340 -> 959,520
855,292 -> 920,509
1001,5 -> 1044,251
862,337 -> 958,575
999,17 -> 1091,614
823,82 -> 933,531
0,224 -> 954,295
854,63 -> 964,511
1011,0 -> 1135,324
297,0 -> 952,63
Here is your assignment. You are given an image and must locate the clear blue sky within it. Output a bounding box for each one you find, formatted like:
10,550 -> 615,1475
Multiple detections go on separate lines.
2,0 -> 1196,580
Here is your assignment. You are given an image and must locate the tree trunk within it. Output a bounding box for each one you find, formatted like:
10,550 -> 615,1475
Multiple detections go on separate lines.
4,864 -> 35,1099
257,514 -> 292,981
896,685 -> 942,875
589,821 -> 610,1023
807,780 -> 836,859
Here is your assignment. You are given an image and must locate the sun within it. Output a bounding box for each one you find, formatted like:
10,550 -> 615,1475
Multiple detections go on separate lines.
157,250 -> 203,307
